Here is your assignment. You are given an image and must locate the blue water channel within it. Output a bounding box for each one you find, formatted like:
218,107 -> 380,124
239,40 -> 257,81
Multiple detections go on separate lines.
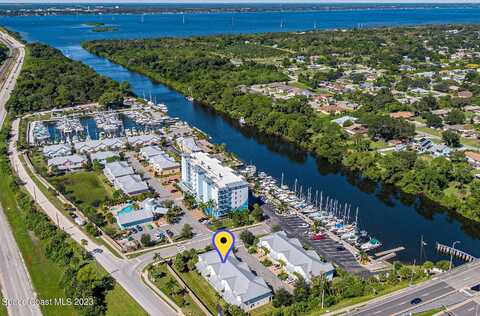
4,5 -> 480,262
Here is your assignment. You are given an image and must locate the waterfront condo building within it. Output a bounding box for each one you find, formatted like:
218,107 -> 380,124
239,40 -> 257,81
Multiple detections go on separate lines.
180,152 -> 249,218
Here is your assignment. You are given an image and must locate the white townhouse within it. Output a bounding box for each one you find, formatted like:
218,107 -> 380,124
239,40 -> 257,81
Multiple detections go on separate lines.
139,145 -> 164,161
42,144 -> 72,158
258,231 -> 335,282
113,174 -> 149,196
196,251 -> 272,311
74,138 -> 126,154
180,152 -> 248,218
149,154 -> 180,177
103,161 -> 135,182
127,134 -> 161,148
47,154 -> 87,172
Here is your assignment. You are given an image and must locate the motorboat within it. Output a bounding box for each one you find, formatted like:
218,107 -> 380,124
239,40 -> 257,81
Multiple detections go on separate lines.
360,238 -> 382,251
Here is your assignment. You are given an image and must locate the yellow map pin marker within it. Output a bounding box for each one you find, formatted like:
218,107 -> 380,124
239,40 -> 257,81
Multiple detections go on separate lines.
212,229 -> 235,263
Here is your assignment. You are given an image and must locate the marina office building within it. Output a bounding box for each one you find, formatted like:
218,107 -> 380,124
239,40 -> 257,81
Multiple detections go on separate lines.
180,152 -> 249,218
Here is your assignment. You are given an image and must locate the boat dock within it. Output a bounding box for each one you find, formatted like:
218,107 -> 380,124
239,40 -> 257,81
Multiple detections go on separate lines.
375,247 -> 405,258
436,243 -> 476,262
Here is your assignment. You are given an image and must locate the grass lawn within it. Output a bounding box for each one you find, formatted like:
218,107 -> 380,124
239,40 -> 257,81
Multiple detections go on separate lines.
150,264 -> 205,316
416,127 -> 442,137
105,283 -> 148,316
177,269 -> 221,315
0,285 -> 6,316
0,159 -> 78,316
50,171 -> 113,209
413,307 -> 445,316
250,302 -> 276,316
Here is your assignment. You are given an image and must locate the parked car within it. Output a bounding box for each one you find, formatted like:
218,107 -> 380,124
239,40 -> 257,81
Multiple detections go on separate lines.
130,227 -> 138,234
136,225 -> 143,232
311,233 -> 325,240
166,229 -> 174,237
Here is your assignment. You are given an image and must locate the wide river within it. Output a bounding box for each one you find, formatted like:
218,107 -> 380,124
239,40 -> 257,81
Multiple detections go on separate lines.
4,6 -> 480,262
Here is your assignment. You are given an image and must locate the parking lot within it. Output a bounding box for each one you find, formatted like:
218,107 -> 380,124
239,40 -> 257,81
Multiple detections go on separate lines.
262,204 -> 370,276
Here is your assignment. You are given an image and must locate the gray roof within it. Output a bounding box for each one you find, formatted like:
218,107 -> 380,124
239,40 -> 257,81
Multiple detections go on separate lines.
127,134 -> 161,145
258,231 -> 335,279
178,136 -> 201,152
116,209 -> 154,227
196,251 -> 272,307
104,161 -> 134,178
42,144 -> 72,157
114,174 -> 149,195
140,145 -> 164,159
47,154 -> 87,168
90,151 -> 119,161
149,153 -> 179,170
74,138 -> 126,152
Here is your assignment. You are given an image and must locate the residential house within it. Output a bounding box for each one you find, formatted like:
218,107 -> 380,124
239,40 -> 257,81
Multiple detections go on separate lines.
113,174 -> 150,196
42,144 -> 72,158
258,231 -> 335,282
196,251 -> 273,311
149,153 -> 180,177
74,138 -> 126,154
139,145 -> 165,161
176,136 -> 202,153
465,151 -> 480,169
127,134 -> 161,148
331,116 -> 358,126
104,161 -> 135,182
90,151 -> 120,165
47,154 -> 87,172
389,111 -> 414,120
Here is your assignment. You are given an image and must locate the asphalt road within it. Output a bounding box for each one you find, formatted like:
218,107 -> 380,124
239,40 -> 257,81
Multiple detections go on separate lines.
442,300 -> 480,316
349,260 -> 480,316
0,30 -> 42,316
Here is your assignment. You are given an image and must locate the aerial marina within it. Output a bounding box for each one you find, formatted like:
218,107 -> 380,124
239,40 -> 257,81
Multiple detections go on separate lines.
255,171 -> 383,256
30,99 -> 174,145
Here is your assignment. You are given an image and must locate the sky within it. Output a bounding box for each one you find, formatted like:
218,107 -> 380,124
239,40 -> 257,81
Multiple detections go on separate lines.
3,0 -> 480,4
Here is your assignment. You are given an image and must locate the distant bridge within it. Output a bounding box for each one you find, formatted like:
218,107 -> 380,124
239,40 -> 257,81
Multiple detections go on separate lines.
436,243 -> 477,262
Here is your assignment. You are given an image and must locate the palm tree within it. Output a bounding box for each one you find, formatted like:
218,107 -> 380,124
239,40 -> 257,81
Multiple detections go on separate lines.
358,250 -> 369,264
153,253 -> 163,263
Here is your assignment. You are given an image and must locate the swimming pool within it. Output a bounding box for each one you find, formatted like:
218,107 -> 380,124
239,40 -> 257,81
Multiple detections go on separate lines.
118,204 -> 135,216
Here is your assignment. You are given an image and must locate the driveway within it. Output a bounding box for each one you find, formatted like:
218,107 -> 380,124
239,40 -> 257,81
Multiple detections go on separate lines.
235,244 -> 293,293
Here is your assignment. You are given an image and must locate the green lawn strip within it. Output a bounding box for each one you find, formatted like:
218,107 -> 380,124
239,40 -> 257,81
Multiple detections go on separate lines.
412,307 -> 445,316
150,264 -> 205,316
303,279 -> 422,315
250,302 -> 275,316
105,283 -> 148,316
0,285 -> 7,316
176,269 -> 222,315
0,160 -> 78,316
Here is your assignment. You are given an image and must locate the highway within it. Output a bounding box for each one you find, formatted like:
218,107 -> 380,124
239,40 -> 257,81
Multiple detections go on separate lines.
0,30 -> 42,316
347,260 -> 480,316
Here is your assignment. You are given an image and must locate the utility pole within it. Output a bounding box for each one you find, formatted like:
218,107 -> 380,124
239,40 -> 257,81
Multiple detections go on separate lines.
410,259 -> 416,286
449,241 -> 461,271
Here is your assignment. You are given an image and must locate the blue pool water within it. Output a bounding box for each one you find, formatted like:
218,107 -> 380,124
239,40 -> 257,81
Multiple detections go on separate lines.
3,5 -> 480,262
118,204 -> 135,216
